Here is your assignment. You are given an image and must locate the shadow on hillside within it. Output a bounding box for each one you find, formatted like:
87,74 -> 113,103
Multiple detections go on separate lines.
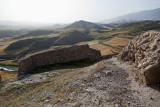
18,59 -> 99,80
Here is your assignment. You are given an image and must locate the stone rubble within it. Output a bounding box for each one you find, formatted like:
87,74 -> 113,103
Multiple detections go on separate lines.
118,31 -> 160,85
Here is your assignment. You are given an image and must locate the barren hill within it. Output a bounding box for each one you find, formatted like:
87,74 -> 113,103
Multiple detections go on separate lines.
65,20 -> 104,29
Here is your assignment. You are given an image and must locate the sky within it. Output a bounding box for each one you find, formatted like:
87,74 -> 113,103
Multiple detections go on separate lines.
0,0 -> 160,23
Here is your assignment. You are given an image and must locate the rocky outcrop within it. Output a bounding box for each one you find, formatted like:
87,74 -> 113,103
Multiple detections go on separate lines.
18,45 -> 101,75
118,31 -> 160,85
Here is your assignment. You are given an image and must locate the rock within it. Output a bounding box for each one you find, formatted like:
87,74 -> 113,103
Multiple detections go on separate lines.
114,104 -> 120,107
144,64 -> 160,85
45,99 -> 50,103
117,31 -> 160,85
18,45 -> 101,75
44,104 -> 52,107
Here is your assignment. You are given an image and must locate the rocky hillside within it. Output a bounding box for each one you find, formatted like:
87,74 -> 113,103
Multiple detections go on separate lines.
1,57 -> 160,107
118,30 -> 160,85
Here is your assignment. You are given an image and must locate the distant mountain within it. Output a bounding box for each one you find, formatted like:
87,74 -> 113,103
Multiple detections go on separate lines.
52,24 -> 68,29
65,20 -> 104,29
103,8 -> 160,23
0,20 -> 54,28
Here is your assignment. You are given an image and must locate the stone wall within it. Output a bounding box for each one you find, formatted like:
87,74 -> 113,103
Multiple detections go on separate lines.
18,45 -> 101,75
117,31 -> 160,85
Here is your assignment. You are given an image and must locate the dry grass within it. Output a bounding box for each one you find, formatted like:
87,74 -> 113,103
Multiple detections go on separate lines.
98,29 -> 130,37
0,71 -> 17,80
0,45 -> 8,55
0,59 -> 101,106
103,36 -> 133,47
0,39 -> 16,55
0,68 -> 84,106
90,44 -> 120,56
0,60 -> 18,66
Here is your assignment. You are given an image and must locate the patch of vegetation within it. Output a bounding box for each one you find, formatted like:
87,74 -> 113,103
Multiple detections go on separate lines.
126,21 -> 160,36
110,87 -> 128,95
97,34 -> 118,40
54,85 -> 63,92
0,82 -> 5,90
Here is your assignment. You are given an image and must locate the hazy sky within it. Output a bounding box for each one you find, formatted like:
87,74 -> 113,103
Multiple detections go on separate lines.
0,0 -> 160,23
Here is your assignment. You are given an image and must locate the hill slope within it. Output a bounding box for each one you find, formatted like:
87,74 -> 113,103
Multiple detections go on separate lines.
1,57 -> 159,106
54,30 -> 93,45
0,29 -> 30,39
65,20 -> 104,29
4,30 -> 93,57
14,30 -> 55,39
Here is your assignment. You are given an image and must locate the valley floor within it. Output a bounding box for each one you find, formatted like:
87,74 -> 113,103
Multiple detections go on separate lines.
0,57 -> 160,107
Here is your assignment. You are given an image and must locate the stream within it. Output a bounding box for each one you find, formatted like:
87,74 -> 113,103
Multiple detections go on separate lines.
0,66 -> 18,72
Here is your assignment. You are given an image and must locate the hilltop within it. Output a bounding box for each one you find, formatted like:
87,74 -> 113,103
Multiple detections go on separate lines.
65,20 -> 104,29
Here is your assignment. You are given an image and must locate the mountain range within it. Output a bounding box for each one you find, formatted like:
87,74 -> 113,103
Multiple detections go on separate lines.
1,8 -> 160,27
102,8 -> 160,23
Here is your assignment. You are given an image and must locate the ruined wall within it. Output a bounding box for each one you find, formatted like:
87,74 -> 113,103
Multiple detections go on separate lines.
118,31 -> 160,85
18,45 -> 101,75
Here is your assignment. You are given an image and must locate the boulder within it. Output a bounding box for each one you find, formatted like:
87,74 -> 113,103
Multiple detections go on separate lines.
118,31 -> 160,85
